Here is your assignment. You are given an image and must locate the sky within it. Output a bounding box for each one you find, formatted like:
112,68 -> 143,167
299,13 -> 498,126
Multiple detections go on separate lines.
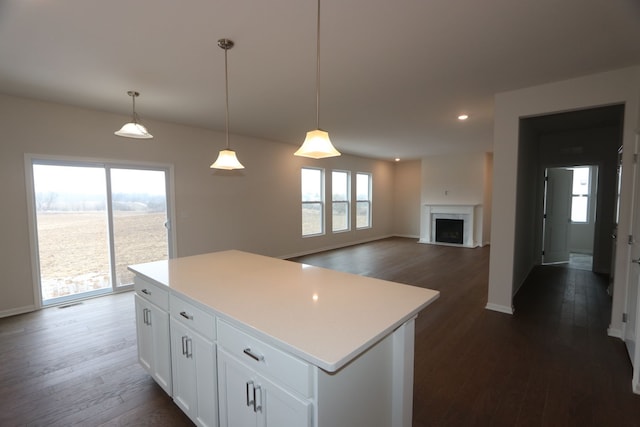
33,164 -> 167,196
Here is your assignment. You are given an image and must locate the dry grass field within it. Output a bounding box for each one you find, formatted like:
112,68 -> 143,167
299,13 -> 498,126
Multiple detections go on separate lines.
36,211 -> 167,300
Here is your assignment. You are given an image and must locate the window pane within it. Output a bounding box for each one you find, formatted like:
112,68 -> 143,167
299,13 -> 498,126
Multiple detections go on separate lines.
111,168 -> 169,287
572,167 -> 590,195
33,164 -> 111,302
302,168 -> 322,202
332,202 -> 349,232
356,201 -> 370,228
356,173 -> 370,200
356,173 -> 371,228
332,171 -> 349,232
332,171 -> 348,201
302,203 -> 323,235
301,168 -> 323,236
571,196 -> 588,222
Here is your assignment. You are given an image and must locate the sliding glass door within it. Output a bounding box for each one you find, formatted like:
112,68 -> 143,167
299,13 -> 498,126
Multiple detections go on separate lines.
110,168 -> 169,287
30,159 -> 172,305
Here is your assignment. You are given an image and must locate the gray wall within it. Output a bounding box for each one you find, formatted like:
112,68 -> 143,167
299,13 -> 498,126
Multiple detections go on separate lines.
488,66 -> 639,334
0,93 -> 399,315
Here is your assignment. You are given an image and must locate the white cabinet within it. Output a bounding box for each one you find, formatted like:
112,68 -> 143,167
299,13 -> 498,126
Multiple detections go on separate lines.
170,295 -> 217,427
217,320 -> 312,427
134,292 -> 171,395
217,348 -> 312,427
130,250 -> 437,427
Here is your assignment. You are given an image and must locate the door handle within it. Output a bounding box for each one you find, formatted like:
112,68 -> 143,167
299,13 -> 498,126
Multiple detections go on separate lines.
632,258 -> 640,264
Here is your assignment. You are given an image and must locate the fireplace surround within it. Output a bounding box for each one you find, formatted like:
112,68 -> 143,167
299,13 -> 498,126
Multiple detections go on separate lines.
419,204 -> 482,247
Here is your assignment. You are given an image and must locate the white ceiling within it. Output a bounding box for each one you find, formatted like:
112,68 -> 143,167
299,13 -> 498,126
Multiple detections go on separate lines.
1,0 -> 639,160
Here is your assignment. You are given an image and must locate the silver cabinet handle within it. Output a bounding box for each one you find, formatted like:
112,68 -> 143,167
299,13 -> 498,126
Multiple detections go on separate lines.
143,308 -> 151,325
243,348 -> 264,362
141,288 -> 151,295
632,258 -> 640,264
246,381 -> 255,407
254,384 -> 262,413
181,336 -> 193,358
180,311 -> 193,320
186,337 -> 192,358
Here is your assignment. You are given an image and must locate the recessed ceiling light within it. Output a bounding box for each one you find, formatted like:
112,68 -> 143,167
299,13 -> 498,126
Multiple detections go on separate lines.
395,158 -> 400,162
458,114 -> 469,121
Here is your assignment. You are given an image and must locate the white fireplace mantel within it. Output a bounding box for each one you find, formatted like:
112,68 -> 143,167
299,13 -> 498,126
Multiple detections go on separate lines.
419,204 -> 482,248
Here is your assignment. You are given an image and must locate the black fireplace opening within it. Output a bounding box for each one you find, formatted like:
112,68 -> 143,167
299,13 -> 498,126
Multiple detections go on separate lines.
435,218 -> 464,244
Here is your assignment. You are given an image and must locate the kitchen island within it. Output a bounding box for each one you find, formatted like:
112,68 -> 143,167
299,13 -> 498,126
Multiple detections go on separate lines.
130,250 -> 439,427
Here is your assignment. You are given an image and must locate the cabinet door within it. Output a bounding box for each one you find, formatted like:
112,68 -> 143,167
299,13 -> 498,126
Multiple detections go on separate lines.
135,295 -> 154,372
135,295 -> 172,395
218,349 -> 258,427
260,375 -> 312,427
171,319 -> 217,427
218,349 -> 312,427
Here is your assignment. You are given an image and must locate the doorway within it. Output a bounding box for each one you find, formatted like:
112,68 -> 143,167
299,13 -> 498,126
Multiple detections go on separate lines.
543,165 -> 597,271
28,158 -> 173,306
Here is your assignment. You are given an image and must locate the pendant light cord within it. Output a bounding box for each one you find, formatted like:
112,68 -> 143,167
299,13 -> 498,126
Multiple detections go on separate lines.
315,0 -> 321,130
224,44 -> 230,150
129,91 -> 139,124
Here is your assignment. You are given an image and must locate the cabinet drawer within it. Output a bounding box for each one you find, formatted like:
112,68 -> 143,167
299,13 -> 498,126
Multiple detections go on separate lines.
170,294 -> 216,341
134,277 -> 169,311
217,320 -> 313,398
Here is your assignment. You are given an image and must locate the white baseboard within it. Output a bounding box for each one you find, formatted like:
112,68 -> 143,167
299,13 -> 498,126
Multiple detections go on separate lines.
485,303 -> 514,315
607,327 -> 623,339
279,234 -> 396,260
0,304 -> 36,319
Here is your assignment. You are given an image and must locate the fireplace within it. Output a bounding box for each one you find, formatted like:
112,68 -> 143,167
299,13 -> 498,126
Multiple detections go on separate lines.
419,204 -> 482,247
435,218 -> 464,244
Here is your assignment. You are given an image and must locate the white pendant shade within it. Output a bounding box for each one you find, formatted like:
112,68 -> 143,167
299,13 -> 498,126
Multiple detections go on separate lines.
210,149 -> 245,170
114,122 -> 153,139
294,129 -> 341,159
114,91 -> 153,139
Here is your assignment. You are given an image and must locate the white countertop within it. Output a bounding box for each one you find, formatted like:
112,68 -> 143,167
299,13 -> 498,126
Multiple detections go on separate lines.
129,250 -> 439,372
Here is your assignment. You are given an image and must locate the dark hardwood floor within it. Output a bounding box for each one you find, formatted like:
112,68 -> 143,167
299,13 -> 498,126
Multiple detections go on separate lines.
1,237 -> 639,426
293,238 -> 640,426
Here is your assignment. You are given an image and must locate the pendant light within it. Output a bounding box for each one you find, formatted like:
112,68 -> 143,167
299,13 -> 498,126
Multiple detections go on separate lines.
211,38 -> 245,170
114,91 -> 153,139
294,0 -> 341,159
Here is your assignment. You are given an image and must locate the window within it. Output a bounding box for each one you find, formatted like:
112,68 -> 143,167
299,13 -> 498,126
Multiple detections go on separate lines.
356,172 -> 372,229
570,166 -> 591,223
332,170 -> 350,232
301,167 -> 324,236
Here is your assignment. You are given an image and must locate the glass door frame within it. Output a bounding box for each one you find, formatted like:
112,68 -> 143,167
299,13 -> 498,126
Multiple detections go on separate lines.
24,154 -> 176,308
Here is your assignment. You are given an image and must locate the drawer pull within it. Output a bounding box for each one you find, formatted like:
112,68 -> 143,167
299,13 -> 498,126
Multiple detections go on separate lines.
243,348 -> 264,362
141,288 -> 151,295
179,311 -> 193,320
